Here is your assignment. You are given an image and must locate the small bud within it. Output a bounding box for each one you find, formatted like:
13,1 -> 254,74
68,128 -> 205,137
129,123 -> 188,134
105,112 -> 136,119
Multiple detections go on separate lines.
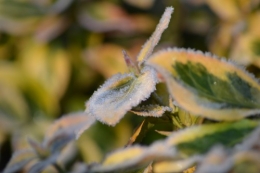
122,50 -> 140,75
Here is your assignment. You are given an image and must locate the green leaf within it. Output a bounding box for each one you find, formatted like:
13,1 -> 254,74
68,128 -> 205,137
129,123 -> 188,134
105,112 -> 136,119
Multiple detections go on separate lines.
87,66 -> 158,126
3,149 -> 37,173
177,108 -> 202,127
165,120 -> 258,157
137,7 -> 173,66
131,105 -> 171,117
148,48 -> 260,121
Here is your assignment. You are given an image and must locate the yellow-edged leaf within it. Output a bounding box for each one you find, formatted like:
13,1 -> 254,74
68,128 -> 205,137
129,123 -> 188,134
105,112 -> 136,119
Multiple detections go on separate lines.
165,120 -> 258,157
148,48 -> 260,121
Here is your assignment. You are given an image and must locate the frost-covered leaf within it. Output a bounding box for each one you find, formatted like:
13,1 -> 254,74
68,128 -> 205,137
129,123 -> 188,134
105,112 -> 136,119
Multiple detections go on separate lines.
131,105 -> 171,117
148,48 -> 260,121
137,7 -> 173,66
3,149 -> 36,173
91,141 -> 175,172
166,120 -> 258,157
44,112 -> 96,146
87,66 -> 158,126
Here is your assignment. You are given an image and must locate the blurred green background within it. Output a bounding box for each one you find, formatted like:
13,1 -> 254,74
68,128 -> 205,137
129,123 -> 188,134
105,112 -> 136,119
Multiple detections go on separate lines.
0,0 -> 260,171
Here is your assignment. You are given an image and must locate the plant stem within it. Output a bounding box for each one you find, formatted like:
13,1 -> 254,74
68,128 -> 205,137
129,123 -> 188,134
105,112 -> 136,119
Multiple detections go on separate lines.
53,163 -> 66,173
171,114 -> 183,129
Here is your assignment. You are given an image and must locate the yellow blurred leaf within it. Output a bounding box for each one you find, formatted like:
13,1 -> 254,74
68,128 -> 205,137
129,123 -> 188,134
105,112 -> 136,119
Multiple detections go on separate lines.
84,44 -> 128,78
124,0 -> 155,9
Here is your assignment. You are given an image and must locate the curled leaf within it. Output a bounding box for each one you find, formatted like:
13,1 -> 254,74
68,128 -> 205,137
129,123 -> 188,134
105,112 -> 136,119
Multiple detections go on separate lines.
87,66 -> 158,126
148,48 -> 260,121
137,7 -> 173,66
131,104 -> 171,117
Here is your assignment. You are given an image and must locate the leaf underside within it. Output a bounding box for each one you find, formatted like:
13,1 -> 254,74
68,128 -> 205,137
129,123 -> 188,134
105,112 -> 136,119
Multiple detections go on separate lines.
148,48 -> 260,120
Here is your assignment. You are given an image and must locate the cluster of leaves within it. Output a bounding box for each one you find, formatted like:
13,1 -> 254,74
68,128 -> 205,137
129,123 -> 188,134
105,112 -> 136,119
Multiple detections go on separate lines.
0,0 -> 163,170
3,5 -> 260,173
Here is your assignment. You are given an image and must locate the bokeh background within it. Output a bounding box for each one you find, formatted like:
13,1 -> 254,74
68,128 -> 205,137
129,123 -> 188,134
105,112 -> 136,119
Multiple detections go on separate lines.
1,0 -> 260,171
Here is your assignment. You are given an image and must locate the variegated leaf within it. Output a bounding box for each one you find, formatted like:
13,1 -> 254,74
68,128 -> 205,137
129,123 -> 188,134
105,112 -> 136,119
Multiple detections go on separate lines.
131,104 -> 171,117
148,48 -> 260,121
137,7 -> 173,66
166,120 -> 258,157
3,149 -> 37,173
87,66 -> 158,126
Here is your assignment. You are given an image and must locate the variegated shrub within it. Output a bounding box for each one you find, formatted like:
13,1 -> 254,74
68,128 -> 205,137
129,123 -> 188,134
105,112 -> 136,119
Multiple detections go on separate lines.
4,6 -> 260,173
